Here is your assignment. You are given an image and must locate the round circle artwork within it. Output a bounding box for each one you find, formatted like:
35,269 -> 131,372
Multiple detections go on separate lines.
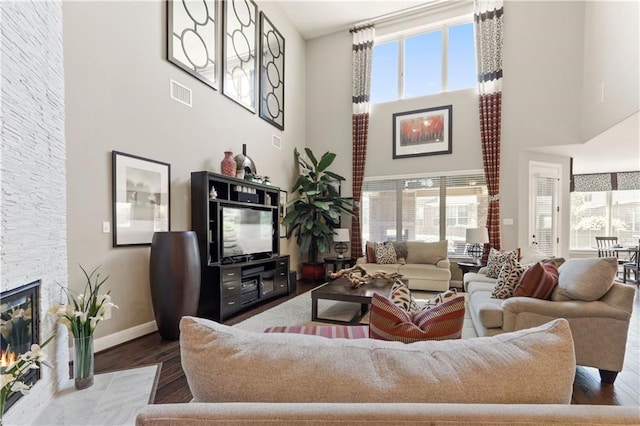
231,66 -> 251,97
182,0 -> 209,26
232,0 -> 252,27
181,29 -> 209,69
266,62 -> 281,88
231,29 -> 251,63
266,30 -> 282,58
265,92 -> 281,119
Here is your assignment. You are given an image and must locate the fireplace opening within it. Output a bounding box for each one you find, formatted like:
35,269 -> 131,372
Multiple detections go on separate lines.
1,280 -> 41,412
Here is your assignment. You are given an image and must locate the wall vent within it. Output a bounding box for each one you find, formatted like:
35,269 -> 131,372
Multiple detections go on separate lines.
272,134 -> 281,149
170,79 -> 192,107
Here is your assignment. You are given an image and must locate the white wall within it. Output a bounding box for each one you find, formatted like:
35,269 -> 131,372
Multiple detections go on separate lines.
64,0 -> 306,343
1,1 -> 69,424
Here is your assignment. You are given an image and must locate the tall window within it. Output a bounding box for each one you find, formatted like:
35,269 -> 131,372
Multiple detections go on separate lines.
361,173 -> 487,255
371,20 -> 476,104
571,190 -> 640,249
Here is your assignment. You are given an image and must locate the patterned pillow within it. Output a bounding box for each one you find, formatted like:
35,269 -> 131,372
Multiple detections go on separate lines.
369,293 -> 465,343
375,242 -> 397,264
513,262 -> 559,300
389,279 -> 419,313
365,241 -> 376,263
492,257 -> 526,299
485,248 -> 519,278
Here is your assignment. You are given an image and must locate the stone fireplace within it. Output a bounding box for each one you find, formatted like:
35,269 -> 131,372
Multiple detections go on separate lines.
1,0 -> 67,424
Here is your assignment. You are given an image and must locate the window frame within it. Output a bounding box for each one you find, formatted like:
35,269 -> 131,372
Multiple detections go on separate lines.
372,15 -> 475,103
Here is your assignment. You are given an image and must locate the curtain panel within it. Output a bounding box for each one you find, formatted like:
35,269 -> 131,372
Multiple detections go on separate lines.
474,0 -> 504,250
351,24 -> 375,258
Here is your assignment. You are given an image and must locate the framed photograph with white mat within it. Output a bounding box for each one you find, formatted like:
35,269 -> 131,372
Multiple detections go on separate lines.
392,105 -> 452,159
112,151 -> 170,247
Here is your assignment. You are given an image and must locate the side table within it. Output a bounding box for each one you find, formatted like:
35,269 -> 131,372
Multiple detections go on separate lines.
323,257 -> 356,280
457,262 -> 486,292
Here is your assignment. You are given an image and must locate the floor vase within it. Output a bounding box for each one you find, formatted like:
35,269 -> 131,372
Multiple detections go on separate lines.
74,335 -> 94,390
149,231 -> 201,340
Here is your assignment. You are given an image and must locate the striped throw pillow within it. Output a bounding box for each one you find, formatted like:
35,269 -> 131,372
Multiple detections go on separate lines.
513,261 -> 559,299
369,293 -> 465,343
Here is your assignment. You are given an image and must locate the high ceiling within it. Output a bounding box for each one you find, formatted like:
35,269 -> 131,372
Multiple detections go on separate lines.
276,0 -> 434,40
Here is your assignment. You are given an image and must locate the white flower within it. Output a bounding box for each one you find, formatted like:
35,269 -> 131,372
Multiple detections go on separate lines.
10,380 -> 31,395
22,344 -> 47,364
89,316 -> 101,330
1,373 -> 15,388
74,310 -> 88,323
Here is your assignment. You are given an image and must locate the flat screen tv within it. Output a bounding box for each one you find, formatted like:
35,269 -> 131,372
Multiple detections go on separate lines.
221,206 -> 273,258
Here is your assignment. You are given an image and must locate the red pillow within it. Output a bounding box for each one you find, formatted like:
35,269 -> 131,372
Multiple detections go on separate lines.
365,241 -> 376,263
513,262 -> 559,299
369,293 -> 465,343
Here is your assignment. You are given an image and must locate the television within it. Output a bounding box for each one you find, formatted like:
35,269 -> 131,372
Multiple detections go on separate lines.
221,206 -> 273,259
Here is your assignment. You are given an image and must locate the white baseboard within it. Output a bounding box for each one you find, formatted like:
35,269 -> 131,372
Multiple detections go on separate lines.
94,320 -> 158,353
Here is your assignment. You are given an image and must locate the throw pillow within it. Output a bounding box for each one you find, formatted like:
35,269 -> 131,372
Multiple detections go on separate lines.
369,293 -> 465,343
392,241 -> 408,264
513,261 -> 559,299
492,257 -> 526,299
375,242 -> 397,264
485,248 -> 519,278
389,279 -> 419,313
551,258 -> 617,302
365,241 -> 376,263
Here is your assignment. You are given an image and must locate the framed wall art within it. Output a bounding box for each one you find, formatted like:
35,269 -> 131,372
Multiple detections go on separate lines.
112,151 -> 171,247
167,0 -> 219,89
259,12 -> 285,130
222,0 -> 258,112
392,105 -> 453,159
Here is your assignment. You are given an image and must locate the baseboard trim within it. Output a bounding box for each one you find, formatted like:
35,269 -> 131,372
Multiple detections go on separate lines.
94,320 -> 158,353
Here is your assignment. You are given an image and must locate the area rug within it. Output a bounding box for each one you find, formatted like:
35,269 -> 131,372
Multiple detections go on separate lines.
233,290 -> 479,339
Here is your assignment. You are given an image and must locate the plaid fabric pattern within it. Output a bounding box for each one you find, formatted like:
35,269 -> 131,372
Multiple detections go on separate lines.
514,262 -> 559,299
369,293 -> 465,343
475,1 -> 504,250
263,325 -> 369,339
351,25 -> 374,259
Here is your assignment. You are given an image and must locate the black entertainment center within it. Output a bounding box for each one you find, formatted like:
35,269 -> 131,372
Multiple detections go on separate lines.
191,171 -> 290,322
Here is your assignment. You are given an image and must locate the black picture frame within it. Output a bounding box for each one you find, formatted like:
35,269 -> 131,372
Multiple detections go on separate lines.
392,105 -> 453,159
167,0 -> 219,89
112,151 -> 171,247
222,0 -> 258,112
259,12 -> 285,130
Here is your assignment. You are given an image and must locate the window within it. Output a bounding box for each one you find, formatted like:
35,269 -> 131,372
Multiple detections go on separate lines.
571,190 -> 640,249
361,173 -> 487,255
371,20 -> 476,104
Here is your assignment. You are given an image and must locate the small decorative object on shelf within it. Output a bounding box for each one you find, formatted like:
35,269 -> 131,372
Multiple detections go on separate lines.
209,186 -> 218,200
50,265 -> 118,390
220,151 -> 236,177
0,335 -> 54,424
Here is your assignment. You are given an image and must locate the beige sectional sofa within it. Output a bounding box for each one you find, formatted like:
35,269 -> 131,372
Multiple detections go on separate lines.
464,257 -> 635,383
136,316 -> 639,425
356,240 -> 451,291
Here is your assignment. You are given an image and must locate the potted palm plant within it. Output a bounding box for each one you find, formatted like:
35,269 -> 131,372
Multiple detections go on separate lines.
282,148 -> 354,280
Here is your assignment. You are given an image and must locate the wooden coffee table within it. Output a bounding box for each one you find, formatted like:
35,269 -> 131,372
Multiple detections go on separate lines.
311,277 -> 405,324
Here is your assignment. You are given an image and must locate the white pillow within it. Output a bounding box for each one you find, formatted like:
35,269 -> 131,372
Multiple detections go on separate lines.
552,258 -> 617,301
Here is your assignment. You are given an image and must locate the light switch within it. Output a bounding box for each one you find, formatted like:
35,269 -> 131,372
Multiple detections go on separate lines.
102,221 -> 110,233
503,218 -> 514,226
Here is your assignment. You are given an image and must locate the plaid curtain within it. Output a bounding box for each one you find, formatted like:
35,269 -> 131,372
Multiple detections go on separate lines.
350,24 -> 375,258
475,0 -> 504,250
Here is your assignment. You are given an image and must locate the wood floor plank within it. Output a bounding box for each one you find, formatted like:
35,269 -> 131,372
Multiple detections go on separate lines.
95,281 -> 640,406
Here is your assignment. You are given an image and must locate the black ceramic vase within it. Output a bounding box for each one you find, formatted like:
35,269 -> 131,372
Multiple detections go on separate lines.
149,231 -> 201,340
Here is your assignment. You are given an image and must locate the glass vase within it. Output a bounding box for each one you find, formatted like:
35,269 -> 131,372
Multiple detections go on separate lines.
220,151 -> 236,177
74,335 -> 94,390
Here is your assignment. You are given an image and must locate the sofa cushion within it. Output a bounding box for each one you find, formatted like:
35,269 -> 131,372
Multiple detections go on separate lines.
405,240 -> 448,265
179,316 -> 575,404
552,258 -> 617,302
399,263 -> 451,281
485,248 -> 519,278
513,261 -> 558,299
369,293 -> 465,343
375,242 -> 397,264
392,241 -> 408,264
365,241 -> 376,263
469,290 -> 505,328
491,257 -> 526,299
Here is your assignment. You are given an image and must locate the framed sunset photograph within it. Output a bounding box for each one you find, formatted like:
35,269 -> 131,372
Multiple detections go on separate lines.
392,105 -> 452,159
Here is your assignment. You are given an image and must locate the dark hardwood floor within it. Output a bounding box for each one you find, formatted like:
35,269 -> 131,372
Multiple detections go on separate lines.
94,281 -> 640,406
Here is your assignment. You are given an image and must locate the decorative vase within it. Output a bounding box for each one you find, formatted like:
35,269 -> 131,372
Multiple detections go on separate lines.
235,169 -> 245,179
221,151 -> 236,177
149,231 -> 201,340
74,335 -> 94,390
301,262 -> 324,281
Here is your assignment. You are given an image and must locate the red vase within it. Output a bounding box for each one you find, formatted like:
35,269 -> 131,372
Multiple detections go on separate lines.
301,262 -> 324,281
221,151 -> 236,177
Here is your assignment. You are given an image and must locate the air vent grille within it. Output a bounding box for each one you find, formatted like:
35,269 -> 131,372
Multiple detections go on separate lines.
272,135 -> 281,149
170,79 -> 192,107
